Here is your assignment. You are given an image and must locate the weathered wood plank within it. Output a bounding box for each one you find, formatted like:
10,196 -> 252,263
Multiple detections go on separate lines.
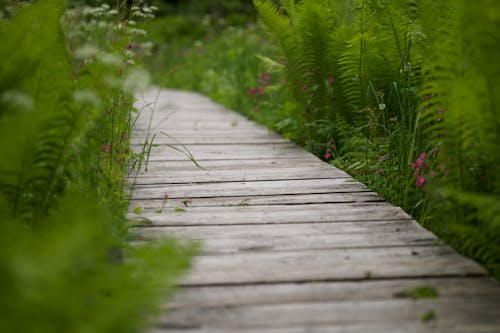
135,143 -> 315,161
133,220 -> 424,240
133,123 -> 266,134
133,158 -> 324,172
131,137 -> 289,145
179,246 -> 486,285
128,167 -> 349,184
129,203 -> 411,226
131,179 -> 370,200
151,323 -> 500,333
133,129 -> 277,138
165,277 -> 500,309
157,298 -> 500,330
129,192 -> 384,210
133,226 -> 436,254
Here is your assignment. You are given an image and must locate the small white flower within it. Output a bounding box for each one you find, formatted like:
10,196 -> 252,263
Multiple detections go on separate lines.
1,90 -> 34,112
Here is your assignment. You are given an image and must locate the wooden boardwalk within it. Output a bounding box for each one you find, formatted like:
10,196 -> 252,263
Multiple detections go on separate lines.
130,88 -> 500,333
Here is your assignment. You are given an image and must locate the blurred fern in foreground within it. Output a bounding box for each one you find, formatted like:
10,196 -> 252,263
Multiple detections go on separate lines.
0,0 -> 194,331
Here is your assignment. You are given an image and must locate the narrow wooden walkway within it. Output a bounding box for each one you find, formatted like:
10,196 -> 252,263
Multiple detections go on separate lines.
130,88 -> 500,333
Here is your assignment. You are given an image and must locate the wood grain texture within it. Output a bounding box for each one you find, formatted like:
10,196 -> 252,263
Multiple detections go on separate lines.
129,203 -> 412,226
165,277 -> 500,309
131,88 -> 500,333
129,192 -> 384,210
156,298 -> 500,331
131,179 -> 371,200
128,166 -> 350,185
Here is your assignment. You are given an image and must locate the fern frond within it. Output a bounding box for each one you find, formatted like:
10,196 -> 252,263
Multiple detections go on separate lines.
253,0 -> 291,47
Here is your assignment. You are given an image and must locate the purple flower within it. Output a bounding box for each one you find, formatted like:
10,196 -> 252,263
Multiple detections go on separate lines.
261,72 -> 271,85
415,176 -> 426,188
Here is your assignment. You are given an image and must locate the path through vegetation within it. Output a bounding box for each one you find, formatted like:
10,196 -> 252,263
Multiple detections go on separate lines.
130,88 -> 500,332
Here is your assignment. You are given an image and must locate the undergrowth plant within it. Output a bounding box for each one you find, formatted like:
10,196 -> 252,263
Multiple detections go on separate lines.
416,0 -> 500,275
0,0 -> 194,331
253,0 -> 500,277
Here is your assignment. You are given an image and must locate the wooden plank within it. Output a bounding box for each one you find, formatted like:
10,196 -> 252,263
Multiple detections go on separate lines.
131,179 -> 370,200
133,158 -> 324,172
129,193 -> 384,210
151,323 -> 500,333
132,225 -> 436,254
179,246 -> 486,285
135,144 -> 315,161
128,167 -> 349,185
165,277 -> 500,309
136,231 -> 435,255
133,220 -> 425,240
131,137 -> 289,145
129,203 -> 411,226
133,129 -> 276,137
133,120 -> 265,131
157,298 -> 500,330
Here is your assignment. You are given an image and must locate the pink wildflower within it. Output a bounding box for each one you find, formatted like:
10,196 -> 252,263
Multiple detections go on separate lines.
328,76 -> 335,84
415,176 -> 426,188
374,170 -> 381,175
302,84 -> 308,91
102,144 -> 111,153
163,193 -> 169,201
430,171 -> 436,178
324,151 -> 332,160
437,108 -> 444,114
248,87 -> 258,96
261,72 -> 271,84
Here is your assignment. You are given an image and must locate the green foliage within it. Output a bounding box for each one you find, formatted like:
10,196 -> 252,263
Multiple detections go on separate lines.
252,0 -> 500,278
393,286 -> 438,299
0,0 -> 79,221
0,197 -> 194,333
0,0 -> 194,331
414,0 -> 500,277
421,309 -> 436,322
